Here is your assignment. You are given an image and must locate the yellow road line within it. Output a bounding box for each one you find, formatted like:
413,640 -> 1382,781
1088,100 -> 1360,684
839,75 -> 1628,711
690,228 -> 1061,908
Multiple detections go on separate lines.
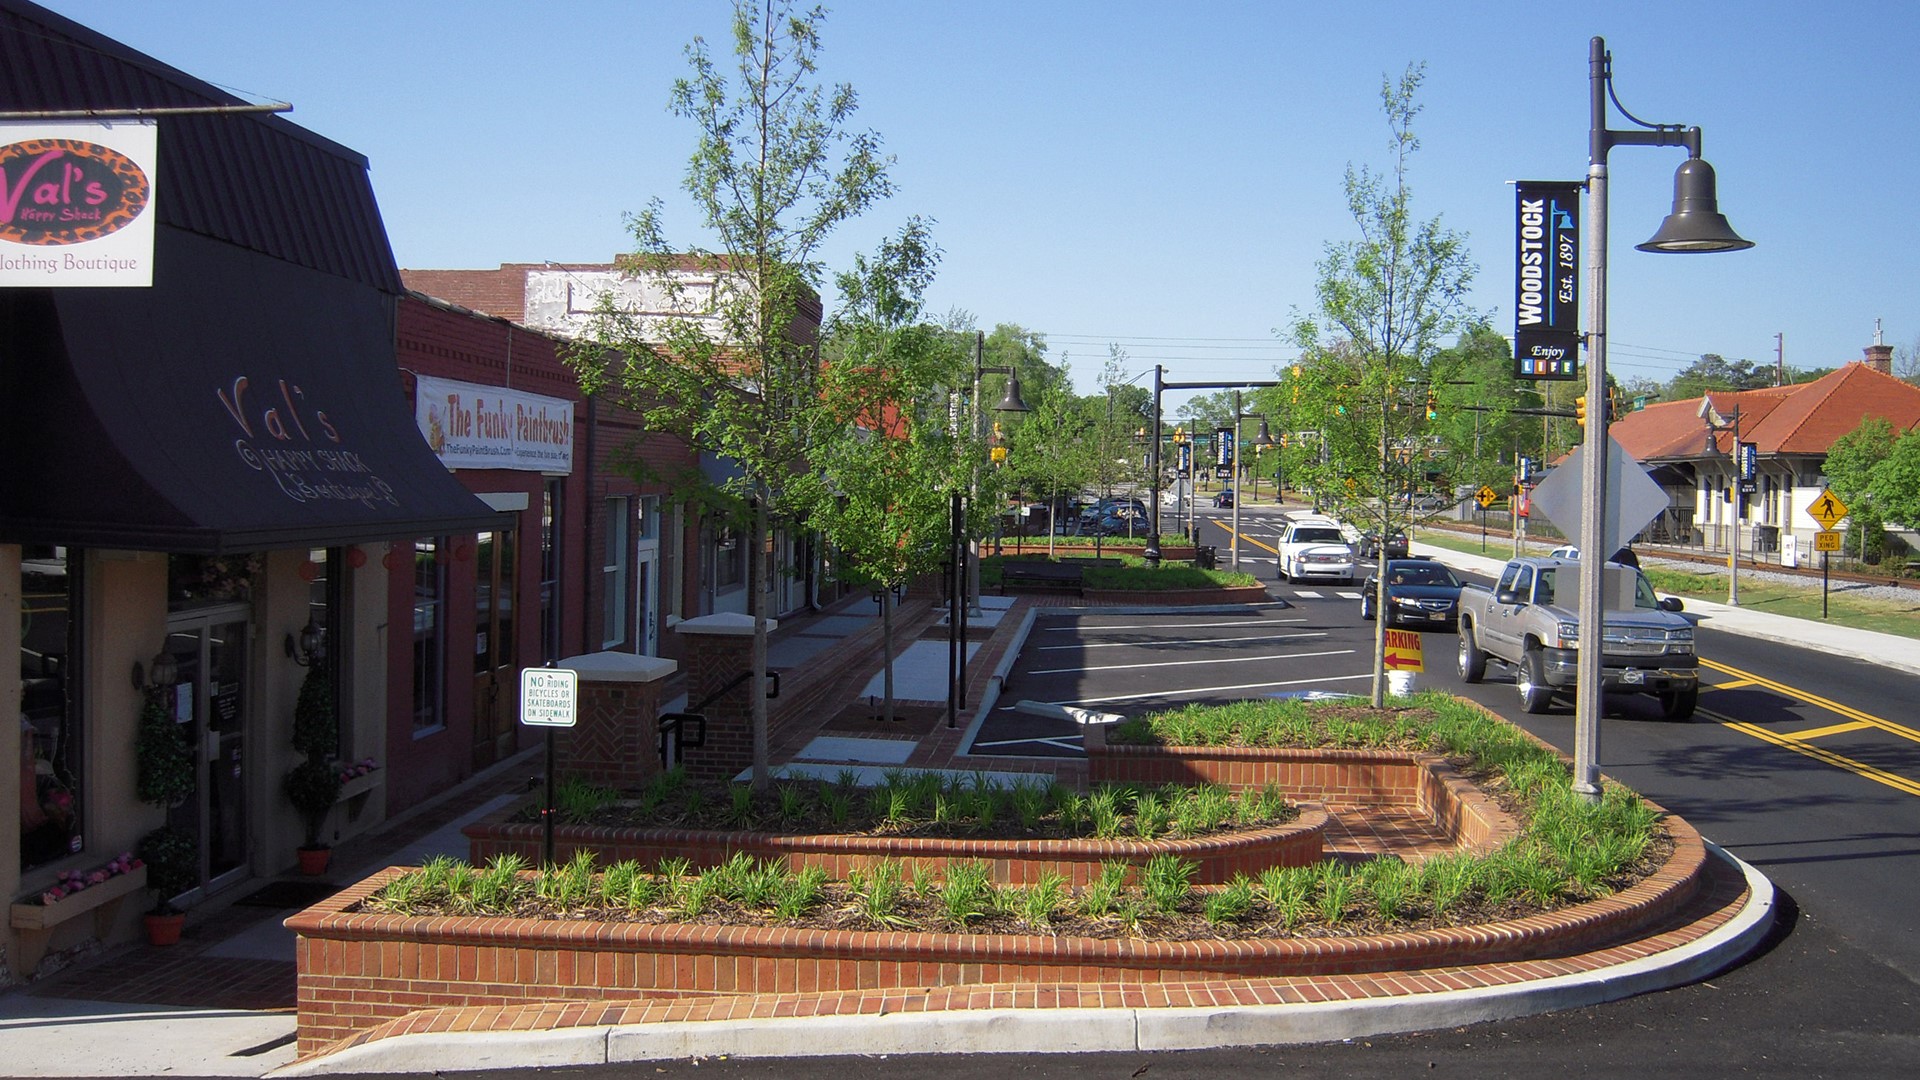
1208,520 -> 1279,555
1719,716 -> 1920,799
1700,657 -> 1920,746
1703,678 -> 1760,691
1780,720 -> 1874,741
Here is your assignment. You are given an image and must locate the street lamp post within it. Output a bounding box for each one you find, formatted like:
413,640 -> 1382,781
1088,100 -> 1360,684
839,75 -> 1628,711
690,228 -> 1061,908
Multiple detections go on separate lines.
966,331 -> 1029,615
1574,35 -> 1751,797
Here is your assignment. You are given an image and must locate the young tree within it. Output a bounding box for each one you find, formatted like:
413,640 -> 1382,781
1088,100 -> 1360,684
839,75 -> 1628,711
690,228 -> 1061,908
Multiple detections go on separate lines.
1287,63 -> 1478,706
797,218 -> 964,720
571,0 -> 893,786
1822,417 -> 1896,563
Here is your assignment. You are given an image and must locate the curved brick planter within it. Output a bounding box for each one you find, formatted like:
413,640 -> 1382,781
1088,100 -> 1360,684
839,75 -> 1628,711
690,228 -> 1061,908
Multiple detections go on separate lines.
1086,745 -> 1517,854
289,812 -> 1706,1055
465,803 -> 1328,887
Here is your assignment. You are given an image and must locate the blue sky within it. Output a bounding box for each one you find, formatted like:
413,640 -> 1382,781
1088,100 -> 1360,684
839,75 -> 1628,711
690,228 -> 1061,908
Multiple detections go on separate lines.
39,0 -> 1920,398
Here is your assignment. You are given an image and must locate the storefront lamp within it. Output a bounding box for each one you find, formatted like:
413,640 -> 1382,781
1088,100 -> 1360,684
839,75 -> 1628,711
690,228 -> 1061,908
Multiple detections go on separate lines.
285,615 -> 325,667
132,647 -> 177,693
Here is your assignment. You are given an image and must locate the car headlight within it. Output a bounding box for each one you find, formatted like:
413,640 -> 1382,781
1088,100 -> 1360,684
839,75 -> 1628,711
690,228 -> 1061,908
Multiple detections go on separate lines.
1555,622 -> 1579,648
1392,595 -> 1421,606
1667,628 -> 1694,643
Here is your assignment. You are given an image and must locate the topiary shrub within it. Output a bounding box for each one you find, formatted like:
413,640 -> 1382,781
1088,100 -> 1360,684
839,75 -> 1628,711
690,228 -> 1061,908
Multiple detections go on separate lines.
135,690 -> 194,808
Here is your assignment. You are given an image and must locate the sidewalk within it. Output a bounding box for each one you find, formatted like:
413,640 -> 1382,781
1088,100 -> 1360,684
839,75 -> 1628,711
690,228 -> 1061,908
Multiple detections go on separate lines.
0,584 -> 1781,1076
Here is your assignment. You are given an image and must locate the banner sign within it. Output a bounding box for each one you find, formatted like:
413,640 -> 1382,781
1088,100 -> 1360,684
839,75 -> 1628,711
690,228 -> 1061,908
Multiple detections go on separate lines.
1215,428 -> 1234,467
415,374 -> 576,473
1513,181 -> 1582,381
0,120 -> 158,287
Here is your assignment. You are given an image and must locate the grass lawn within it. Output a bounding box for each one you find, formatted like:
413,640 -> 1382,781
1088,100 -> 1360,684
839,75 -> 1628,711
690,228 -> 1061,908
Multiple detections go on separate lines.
1414,528 -> 1920,640
982,554 -> 1259,591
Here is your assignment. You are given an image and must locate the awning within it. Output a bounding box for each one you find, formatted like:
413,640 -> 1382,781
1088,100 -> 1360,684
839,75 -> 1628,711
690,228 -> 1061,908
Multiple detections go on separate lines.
0,229 -> 501,553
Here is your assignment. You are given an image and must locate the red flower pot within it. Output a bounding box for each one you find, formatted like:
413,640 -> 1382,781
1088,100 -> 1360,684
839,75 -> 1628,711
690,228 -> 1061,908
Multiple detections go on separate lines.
144,912 -> 185,947
297,846 -> 332,876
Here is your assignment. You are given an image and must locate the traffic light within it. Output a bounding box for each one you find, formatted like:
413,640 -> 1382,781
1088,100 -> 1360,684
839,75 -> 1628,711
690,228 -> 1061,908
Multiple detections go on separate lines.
1575,395 -> 1588,428
1425,389 -> 1437,420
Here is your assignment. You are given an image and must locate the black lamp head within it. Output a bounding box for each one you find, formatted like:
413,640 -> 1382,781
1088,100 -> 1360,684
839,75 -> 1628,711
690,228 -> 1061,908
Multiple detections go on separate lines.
1637,157 -> 1753,253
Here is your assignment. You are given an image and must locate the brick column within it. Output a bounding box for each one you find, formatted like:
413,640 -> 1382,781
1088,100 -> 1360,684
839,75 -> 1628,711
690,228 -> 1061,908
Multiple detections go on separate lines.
552,652 -> 677,789
671,613 -> 776,782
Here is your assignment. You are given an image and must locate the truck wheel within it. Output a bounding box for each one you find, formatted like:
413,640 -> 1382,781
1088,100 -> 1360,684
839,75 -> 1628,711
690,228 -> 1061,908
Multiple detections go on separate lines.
1517,649 -> 1554,714
1457,625 -> 1487,683
1660,688 -> 1698,720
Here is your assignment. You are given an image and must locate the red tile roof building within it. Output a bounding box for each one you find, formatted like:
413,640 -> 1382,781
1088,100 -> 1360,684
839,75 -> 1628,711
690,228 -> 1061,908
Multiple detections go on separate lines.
1606,345 -> 1920,560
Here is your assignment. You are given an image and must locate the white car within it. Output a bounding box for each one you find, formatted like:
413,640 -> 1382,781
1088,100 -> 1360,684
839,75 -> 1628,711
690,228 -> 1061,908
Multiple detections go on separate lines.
1279,518 -> 1356,584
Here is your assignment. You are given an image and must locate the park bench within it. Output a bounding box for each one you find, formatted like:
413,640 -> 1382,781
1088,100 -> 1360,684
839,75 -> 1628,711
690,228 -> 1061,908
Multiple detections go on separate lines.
998,560 -> 1086,595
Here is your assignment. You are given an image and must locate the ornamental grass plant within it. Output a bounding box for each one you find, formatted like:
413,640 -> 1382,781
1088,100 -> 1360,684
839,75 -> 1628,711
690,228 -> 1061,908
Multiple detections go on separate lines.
369,694 -> 1669,941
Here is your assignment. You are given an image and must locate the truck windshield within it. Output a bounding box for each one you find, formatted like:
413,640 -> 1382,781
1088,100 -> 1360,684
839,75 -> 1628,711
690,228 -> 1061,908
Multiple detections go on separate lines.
1634,573 -> 1661,609
1293,528 -> 1343,543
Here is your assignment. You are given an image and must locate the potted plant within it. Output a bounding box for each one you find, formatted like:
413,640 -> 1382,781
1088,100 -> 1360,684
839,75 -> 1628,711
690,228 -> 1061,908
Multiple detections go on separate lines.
135,825 -> 196,945
284,668 -> 341,874
134,689 -> 194,808
284,758 -> 341,874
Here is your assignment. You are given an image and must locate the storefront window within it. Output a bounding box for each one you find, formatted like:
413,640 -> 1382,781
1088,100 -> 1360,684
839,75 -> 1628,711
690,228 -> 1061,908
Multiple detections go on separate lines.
305,548 -> 344,757
412,539 -> 445,734
167,553 -> 260,609
541,481 -> 562,663
20,546 -> 82,871
602,497 -> 629,648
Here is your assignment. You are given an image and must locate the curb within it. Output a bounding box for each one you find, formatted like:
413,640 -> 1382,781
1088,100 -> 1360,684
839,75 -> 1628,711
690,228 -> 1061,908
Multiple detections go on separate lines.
274,844 -> 1774,1075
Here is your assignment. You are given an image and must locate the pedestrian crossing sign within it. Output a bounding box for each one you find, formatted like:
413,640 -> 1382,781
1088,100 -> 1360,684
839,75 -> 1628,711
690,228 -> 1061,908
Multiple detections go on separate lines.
1814,529 -> 1843,553
1807,489 -> 1848,530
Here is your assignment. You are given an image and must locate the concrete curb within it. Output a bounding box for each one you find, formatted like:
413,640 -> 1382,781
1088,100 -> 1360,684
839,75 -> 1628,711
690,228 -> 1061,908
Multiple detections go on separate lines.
279,844 -> 1774,1073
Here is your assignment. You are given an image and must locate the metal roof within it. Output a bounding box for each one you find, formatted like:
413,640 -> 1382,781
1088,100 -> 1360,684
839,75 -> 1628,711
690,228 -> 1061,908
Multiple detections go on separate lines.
0,0 -> 402,293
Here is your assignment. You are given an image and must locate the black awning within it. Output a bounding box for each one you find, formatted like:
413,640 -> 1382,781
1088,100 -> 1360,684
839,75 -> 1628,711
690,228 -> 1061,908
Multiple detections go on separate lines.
0,229 -> 500,553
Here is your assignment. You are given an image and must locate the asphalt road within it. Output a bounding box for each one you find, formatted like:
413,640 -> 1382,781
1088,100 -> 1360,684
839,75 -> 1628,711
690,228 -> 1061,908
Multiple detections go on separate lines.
951,500 -> 1920,1073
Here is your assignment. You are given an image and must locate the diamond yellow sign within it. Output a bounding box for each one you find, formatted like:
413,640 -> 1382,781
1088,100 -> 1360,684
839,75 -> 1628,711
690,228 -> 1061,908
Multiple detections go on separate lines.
1475,485 -> 1499,509
1807,489 -> 1848,530
1814,530 -> 1843,553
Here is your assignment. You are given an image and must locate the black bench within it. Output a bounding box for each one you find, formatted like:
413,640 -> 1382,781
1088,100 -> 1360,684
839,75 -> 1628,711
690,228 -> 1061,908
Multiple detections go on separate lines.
999,560 -> 1086,594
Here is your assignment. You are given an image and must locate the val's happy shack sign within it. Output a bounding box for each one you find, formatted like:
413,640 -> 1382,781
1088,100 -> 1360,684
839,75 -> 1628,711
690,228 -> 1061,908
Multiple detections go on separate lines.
415,374 -> 575,473
0,121 -> 158,287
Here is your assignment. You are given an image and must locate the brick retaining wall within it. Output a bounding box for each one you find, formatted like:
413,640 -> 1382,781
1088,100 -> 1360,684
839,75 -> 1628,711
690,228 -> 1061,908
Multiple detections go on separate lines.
464,805 -> 1327,887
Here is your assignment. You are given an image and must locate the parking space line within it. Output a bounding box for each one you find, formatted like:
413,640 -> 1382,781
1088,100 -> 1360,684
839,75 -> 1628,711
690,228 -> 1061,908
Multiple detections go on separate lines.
1037,631 -> 1327,652
1028,647 -> 1353,676
1048,671 -> 1374,707
1043,617 -> 1303,633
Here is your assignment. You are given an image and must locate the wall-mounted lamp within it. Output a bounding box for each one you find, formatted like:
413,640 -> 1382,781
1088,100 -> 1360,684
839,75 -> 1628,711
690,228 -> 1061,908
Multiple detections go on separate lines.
131,647 -> 178,693
285,615 -> 325,667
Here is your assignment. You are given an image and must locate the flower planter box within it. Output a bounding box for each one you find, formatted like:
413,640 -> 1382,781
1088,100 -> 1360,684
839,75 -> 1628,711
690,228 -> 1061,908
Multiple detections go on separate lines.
290,812 -> 1707,1056
9,864 -> 147,976
465,803 -> 1329,887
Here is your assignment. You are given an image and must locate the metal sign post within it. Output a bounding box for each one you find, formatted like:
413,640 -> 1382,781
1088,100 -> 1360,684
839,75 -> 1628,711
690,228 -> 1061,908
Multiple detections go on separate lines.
1808,493 -> 1848,622
520,665 -> 578,868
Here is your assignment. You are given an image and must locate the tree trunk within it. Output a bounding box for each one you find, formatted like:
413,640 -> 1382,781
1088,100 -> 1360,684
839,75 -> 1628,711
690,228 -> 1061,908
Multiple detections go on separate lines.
881,587 -> 896,723
749,492 -> 770,790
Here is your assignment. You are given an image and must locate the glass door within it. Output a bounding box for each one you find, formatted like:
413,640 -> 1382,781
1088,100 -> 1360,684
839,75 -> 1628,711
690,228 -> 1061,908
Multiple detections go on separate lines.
471,522 -> 519,769
162,605 -> 251,900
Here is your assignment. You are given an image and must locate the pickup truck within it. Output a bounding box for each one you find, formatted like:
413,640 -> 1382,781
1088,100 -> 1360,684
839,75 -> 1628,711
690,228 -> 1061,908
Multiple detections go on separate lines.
1456,555 -> 1698,719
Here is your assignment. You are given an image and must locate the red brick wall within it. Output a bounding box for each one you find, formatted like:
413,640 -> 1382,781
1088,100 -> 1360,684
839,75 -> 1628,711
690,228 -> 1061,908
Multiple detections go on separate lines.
292,814 -> 1708,1055
464,807 -> 1327,886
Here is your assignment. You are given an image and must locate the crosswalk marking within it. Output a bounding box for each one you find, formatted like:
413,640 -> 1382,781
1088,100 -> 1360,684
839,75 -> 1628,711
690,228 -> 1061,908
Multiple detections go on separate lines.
1336,591 -> 1362,599
1293,590 -> 1322,598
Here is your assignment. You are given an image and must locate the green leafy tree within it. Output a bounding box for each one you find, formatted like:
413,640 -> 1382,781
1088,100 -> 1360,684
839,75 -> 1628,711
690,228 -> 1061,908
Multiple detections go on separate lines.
1287,63 -> 1477,706
1666,353 -> 1773,399
797,219 -> 963,719
1822,418 -> 1897,563
571,0 -> 894,786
